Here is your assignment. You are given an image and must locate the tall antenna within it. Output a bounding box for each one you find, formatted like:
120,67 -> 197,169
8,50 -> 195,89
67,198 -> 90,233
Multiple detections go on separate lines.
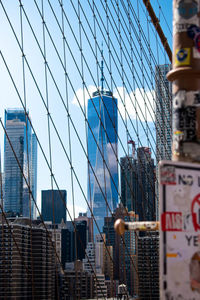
100,42 -> 104,92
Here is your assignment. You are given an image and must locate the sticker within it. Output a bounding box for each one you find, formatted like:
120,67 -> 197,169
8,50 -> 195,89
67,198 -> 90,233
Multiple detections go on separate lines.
173,90 -> 200,109
187,24 -> 200,39
190,251 -> 200,293
174,130 -> 184,136
172,92 -> 200,155
175,48 -> 191,66
173,91 -> 200,143
191,193 -> 200,231
193,47 -> 200,58
173,106 -> 196,141
161,212 -> 182,231
173,0 -> 199,34
160,166 -> 176,185
187,25 -> 200,53
174,90 -> 187,108
195,35 -> 200,52
160,161 -> 200,299
178,0 -> 198,20
175,22 -> 197,33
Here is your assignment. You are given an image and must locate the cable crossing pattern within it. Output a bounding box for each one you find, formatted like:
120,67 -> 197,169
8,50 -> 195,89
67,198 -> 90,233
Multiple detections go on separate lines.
0,0 -> 172,299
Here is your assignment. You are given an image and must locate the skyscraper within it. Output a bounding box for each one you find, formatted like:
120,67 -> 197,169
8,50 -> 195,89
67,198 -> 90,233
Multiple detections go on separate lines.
155,64 -> 172,218
4,109 -> 37,218
120,141 -> 137,212
103,205 -> 138,296
41,189 -> 67,224
30,133 -> 37,219
87,86 -> 118,237
137,147 -> 155,222
0,218 -> 56,299
138,232 -> 159,299
120,146 -> 155,222
155,64 -> 172,162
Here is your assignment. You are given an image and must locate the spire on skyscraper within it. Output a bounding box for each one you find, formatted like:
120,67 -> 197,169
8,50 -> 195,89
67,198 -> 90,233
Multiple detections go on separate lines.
100,42 -> 104,92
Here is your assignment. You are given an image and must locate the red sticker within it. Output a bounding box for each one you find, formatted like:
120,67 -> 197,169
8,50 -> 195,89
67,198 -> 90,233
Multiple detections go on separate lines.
191,194 -> 200,231
161,212 -> 182,231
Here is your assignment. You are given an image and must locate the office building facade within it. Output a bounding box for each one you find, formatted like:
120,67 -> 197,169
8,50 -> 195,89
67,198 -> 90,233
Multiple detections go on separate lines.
103,205 -> 138,296
137,147 -> 155,221
87,89 -> 118,237
4,109 -> 37,218
75,212 -> 93,243
155,64 -> 172,162
61,219 -> 87,267
120,147 -> 155,222
30,133 -> 37,218
138,232 -> 159,299
115,205 -> 138,297
41,190 -> 67,224
155,64 -> 172,218
0,218 -> 56,299
120,155 -> 137,212
61,267 -> 95,299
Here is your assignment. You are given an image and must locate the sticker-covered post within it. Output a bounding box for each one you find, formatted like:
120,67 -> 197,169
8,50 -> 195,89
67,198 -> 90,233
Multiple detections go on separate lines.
160,1 -> 200,298
167,0 -> 200,162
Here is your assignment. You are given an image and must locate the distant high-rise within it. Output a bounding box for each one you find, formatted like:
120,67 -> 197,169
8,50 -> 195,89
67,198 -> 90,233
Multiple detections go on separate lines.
87,85 -> 118,237
62,219 -> 88,265
120,146 -> 155,222
0,145 -> 2,207
117,208 -> 138,297
155,64 -> 172,162
138,232 -> 159,299
103,204 -> 138,297
75,212 -> 93,243
41,189 -> 67,224
120,142 -> 137,212
155,64 -> 172,218
30,133 -> 37,219
4,109 -> 37,218
0,217 -> 56,299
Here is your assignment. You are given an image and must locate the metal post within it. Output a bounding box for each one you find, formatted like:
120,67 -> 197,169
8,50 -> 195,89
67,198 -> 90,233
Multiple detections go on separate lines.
167,0 -> 200,162
114,219 -> 160,235
159,2 -> 200,299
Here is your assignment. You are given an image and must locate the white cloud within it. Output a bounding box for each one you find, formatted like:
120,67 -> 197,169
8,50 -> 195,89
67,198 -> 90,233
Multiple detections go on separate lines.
114,87 -> 155,123
66,203 -> 87,221
72,86 -> 155,122
72,85 -> 96,108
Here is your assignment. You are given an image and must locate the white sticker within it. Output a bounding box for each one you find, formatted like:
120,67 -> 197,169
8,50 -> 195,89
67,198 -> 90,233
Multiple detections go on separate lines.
193,46 -> 200,58
174,90 -> 200,108
160,161 -> 200,300
173,0 -> 199,34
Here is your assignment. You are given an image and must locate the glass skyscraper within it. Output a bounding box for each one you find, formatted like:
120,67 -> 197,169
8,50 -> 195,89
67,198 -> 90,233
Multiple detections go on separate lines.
155,64 -> 172,218
120,155 -> 137,212
120,147 -> 155,222
41,189 -> 67,224
87,89 -> 118,237
155,64 -> 172,161
4,109 -> 37,218
30,133 -> 37,218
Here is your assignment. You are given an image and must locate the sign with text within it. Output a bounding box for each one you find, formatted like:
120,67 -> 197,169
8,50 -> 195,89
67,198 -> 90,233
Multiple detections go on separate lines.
159,160 -> 200,300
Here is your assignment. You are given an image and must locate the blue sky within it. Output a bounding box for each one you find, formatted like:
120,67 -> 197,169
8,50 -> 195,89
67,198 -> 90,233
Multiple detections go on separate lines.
0,0 -> 172,219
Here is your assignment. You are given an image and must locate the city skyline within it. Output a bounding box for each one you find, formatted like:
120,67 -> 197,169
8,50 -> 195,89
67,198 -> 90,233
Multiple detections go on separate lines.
0,1 -> 172,221
0,0 -> 173,298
